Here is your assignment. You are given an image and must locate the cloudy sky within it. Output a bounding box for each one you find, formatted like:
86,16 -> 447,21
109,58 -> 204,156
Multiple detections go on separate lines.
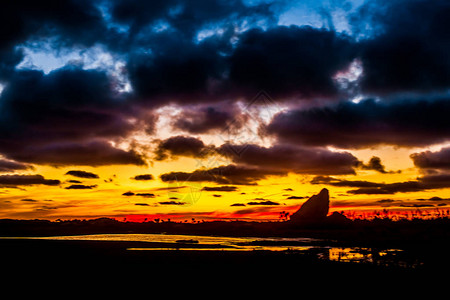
1,0 -> 450,221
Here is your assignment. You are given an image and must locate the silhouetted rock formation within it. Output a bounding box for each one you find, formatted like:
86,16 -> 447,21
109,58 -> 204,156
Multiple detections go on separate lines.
289,188 -> 329,223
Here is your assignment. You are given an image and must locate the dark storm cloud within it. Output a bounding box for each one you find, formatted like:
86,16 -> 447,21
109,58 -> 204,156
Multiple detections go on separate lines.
171,104 -> 248,134
410,147 -> 450,171
352,0 -> 450,94
126,32 -> 230,106
155,137 -> 359,176
0,174 -> 60,186
218,143 -> 359,175
0,0 -> 105,46
126,24 -> 357,105
0,48 -> 23,81
160,164 -> 286,185
311,174 -> 450,195
311,175 -> 383,188
0,0 -> 106,79
8,140 -> 146,167
154,136 -> 215,161
111,0 -> 277,104
65,170 -> 100,179
0,67 -> 148,166
110,0 -> 276,38
266,98 -> 450,149
0,68 -> 132,142
228,26 -> 356,99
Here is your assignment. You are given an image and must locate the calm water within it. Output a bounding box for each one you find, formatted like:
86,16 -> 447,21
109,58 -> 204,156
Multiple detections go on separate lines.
6,233 -> 415,267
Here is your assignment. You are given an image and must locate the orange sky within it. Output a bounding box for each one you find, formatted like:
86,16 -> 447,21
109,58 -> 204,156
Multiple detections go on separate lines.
1,120 -> 448,221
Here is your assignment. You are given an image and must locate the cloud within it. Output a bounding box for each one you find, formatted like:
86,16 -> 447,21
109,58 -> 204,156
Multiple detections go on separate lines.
160,164 -> 286,185
228,25 -> 356,99
65,184 -> 97,190
158,201 -> 186,205
121,191 -> 155,198
357,156 -> 387,173
247,200 -> 280,206
154,136 -> 214,161
352,0 -> 450,94
201,186 -> 238,192
67,180 -> 82,184
20,198 -> 38,202
312,174 -> 450,194
0,67 -> 150,166
376,199 -> 396,204
417,196 -> 450,201
65,170 -> 99,179
171,104 -> 247,134
0,174 -> 60,186
0,159 -> 32,173
123,24 -> 358,106
410,147 -> 450,171
156,140 -> 360,185
286,196 -> 305,199
0,1 -> 106,79
8,140 -> 146,166
266,98 -> 450,148
311,175 -> 383,188
131,174 -> 154,181
136,193 -> 155,198
109,0 -> 276,38
218,143 -> 359,175
356,156 -> 399,174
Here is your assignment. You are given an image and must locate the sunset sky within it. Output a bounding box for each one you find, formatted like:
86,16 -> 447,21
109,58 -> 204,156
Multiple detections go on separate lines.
1,0 -> 450,221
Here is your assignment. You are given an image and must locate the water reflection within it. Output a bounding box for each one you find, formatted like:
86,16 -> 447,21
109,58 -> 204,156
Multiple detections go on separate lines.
3,234 -> 417,267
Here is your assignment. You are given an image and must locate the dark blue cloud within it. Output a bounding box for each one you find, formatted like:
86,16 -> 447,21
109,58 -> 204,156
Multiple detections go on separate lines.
266,97 -> 450,148
0,67 -> 147,166
351,0 -> 450,93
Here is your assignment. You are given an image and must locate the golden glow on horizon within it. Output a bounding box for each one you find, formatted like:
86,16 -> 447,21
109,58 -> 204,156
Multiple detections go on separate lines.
1,129 -> 450,221
0,151 -> 449,221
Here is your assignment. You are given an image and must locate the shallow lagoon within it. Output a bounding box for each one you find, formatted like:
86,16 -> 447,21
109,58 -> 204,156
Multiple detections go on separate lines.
11,233 -> 413,267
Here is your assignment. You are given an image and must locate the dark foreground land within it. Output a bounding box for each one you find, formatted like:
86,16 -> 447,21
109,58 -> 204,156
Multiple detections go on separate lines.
1,217 -> 450,288
0,238 -> 438,286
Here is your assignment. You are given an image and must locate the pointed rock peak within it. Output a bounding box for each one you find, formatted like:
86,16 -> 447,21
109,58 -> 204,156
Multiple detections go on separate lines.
319,188 -> 329,196
289,188 -> 330,223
